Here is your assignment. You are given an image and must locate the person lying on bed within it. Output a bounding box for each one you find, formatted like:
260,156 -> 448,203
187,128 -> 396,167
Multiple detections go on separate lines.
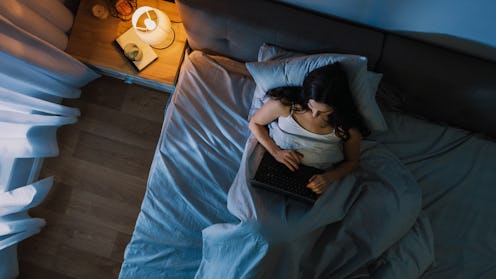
249,63 -> 369,195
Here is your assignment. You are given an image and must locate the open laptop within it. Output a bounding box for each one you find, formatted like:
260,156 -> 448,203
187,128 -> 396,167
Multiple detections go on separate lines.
250,152 -> 323,204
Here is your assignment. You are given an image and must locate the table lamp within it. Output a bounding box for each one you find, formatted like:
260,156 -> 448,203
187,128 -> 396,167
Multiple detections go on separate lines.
132,6 -> 175,49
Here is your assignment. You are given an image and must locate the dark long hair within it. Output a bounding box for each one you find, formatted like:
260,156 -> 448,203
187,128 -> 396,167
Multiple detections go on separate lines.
267,63 -> 370,140
266,86 -> 304,106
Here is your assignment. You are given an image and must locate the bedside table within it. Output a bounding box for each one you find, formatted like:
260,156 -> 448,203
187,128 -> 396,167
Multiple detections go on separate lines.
66,0 -> 187,93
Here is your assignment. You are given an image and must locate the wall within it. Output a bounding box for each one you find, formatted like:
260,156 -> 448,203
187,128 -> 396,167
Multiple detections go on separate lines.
277,0 -> 496,61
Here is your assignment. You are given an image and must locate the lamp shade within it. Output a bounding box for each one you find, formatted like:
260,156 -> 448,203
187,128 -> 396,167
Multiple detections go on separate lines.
131,6 -> 174,49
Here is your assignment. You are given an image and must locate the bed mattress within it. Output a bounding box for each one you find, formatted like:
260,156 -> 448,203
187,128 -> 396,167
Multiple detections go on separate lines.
119,51 -> 496,279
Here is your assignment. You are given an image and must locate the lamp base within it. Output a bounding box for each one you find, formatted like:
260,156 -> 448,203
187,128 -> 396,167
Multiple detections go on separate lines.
150,29 -> 175,49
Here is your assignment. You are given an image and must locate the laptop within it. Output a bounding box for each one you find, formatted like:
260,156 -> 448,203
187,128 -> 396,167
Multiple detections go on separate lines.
250,152 -> 323,204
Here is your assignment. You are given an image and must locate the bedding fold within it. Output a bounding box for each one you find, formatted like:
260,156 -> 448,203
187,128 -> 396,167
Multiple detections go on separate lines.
119,51 -> 468,279
195,134 -> 433,278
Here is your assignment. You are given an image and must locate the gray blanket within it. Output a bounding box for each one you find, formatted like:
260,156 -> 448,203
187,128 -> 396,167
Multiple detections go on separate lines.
195,136 -> 434,278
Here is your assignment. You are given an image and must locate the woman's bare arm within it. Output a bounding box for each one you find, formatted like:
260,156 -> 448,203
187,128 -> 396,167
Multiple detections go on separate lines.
249,99 -> 303,171
306,128 -> 361,194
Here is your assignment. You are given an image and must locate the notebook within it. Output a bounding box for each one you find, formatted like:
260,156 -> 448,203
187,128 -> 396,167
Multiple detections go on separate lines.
115,27 -> 158,71
250,152 -> 323,204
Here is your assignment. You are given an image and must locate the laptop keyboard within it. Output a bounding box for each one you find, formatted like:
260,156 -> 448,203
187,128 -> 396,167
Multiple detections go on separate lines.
251,152 -> 322,203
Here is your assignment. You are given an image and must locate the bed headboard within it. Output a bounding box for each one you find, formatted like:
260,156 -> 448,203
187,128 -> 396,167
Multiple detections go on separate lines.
176,0 -> 496,139
176,0 -> 383,68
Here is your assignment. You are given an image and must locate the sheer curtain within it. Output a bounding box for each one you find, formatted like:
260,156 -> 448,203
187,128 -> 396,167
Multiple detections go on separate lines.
0,1 -> 99,277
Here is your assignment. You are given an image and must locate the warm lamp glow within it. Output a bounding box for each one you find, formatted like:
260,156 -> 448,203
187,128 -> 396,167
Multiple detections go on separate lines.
131,6 -> 174,49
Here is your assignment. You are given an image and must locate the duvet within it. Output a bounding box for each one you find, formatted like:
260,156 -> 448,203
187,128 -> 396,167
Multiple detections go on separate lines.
195,135 -> 434,278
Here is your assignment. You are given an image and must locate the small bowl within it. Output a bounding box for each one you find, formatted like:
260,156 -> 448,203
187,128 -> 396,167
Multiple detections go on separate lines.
123,43 -> 143,61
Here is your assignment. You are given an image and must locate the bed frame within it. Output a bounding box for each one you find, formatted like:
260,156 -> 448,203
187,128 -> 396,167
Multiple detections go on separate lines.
177,0 -> 496,139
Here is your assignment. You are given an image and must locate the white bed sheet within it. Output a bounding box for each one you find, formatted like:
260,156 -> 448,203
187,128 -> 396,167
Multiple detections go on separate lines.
374,112 -> 496,279
119,51 -> 496,279
119,51 -> 255,278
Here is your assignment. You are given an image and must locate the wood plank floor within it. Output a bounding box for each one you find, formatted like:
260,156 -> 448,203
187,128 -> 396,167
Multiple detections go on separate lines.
17,76 -> 170,279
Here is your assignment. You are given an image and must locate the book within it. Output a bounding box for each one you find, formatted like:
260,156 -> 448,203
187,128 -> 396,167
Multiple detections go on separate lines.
115,27 -> 158,71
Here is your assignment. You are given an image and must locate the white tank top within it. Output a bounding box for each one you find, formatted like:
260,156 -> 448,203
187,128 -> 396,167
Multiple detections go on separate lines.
269,114 -> 344,169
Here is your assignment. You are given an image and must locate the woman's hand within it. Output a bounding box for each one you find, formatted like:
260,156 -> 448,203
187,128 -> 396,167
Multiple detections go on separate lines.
273,149 -> 303,171
307,128 -> 362,195
306,172 -> 335,194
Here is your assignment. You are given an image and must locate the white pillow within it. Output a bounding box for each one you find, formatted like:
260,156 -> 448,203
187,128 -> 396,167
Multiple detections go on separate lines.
257,43 -> 384,97
246,44 -> 387,132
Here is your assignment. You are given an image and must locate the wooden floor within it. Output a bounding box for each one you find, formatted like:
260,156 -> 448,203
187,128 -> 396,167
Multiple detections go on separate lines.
17,76 -> 170,279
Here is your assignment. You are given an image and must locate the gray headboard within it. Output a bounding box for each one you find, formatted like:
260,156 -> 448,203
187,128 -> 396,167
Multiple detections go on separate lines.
176,0 -> 496,139
176,0 -> 383,68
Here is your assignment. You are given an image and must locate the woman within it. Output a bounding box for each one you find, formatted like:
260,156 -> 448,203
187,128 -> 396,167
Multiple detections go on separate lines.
200,63 -> 422,278
249,63 -> 369,195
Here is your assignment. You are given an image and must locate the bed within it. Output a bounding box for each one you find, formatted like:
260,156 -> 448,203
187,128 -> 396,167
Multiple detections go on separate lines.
119,0 -> 496,278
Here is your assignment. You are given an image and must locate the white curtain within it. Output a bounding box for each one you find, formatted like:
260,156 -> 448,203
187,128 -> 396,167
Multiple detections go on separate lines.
0,1 -> 99,278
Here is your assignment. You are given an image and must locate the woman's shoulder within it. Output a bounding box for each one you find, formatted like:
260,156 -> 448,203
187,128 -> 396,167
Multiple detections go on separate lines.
334,126 -> 362,141
251,98 -> 292,124
347,127 -> 363,141
264,98 -> 292,117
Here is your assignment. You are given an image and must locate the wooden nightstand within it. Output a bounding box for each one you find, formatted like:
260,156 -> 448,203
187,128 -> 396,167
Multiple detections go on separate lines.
66,0 -> 187,93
